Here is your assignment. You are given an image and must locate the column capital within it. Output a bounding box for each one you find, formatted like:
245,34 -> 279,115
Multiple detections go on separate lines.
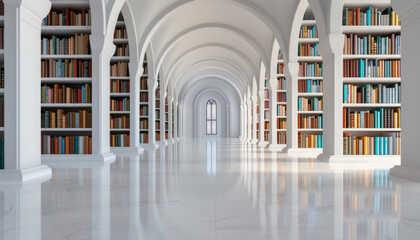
391,0 -> 420,23
318,34 -> 345,57
90,35 -> 116,59
284,62 -> 300,79
268,78 -> 277,90
4,0 -> 51,22
129,61 -> 143,79
251,96 -> 258,103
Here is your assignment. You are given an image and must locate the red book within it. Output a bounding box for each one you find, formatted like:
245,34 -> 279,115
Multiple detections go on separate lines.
66,8 -> 70,26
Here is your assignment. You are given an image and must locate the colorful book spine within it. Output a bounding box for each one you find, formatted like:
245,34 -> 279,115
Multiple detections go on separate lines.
298,133 -> 323,148
342,7 -> 400,26
110,79 -> 130,93
299,63 -> 323,77
110,98 -> 130,111
343,83 -> 400,104
41,135 -> 92,154
41,110 -> 91,128
298,97 -> 323,111
110,116 -> 130,129
343,133 -> 401,155
110,134 -> 130,147
43,8 -> 91,26
343,34 -> 401,55
110,61 -> 129,77
140,133 -> 149,144
343,59 -> 400,78
298,115 -> 323,129
41,84 -> 92,104
298,79 -> 323,93
343,108 -> 400,129
277,132 -> 286,144
41,59 -> 92,78
298,43 -> 318,56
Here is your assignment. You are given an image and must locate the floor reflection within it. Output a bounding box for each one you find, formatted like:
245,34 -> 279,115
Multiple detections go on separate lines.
0,139 -> 419,240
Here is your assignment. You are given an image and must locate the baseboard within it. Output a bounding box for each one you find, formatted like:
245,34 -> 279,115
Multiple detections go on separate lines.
42,152 -> 116,166
267,144 -> 286,151
111,146 -> 144,156
0,165 -> 52,183
140,143 -> 160,150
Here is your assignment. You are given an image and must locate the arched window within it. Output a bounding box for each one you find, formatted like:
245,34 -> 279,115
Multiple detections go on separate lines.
206,99 -> 217,135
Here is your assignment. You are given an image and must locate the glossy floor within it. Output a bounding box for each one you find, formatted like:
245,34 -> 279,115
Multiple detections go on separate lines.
1,139 -> 420,240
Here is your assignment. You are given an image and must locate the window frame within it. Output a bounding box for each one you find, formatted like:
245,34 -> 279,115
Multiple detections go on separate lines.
206,99 -> 217,135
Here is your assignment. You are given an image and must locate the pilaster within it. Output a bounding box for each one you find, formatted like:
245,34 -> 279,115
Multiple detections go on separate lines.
160,89 -> 168,146
257,90 -> 267,147
317,34 -> 345,161
240,104 -> 244,141
246,100 -> 252,142
284,62 -> 299,152
251,96 -> 258,144
1,0 -> 52,182
390,1 -> 420,181
168,97 -> 174,143
174,101 -> 179,141
144,79 -> 159,150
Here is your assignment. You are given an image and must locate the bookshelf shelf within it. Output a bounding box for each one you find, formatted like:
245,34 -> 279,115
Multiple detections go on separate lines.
343,103 -> 401,108
41,55 -> 92,60
302,20 -> 317,26
113,39 -> 128,44
298,111 -> 323,114
41,128 -> 92,132
111,57 -> 130,63
0,89 -> 3,95
41,26 -> 92,34
343,54 -> 401,60
41,103 -> 92,108
110,111 -> 130,114
277,116 -> 287,119
0,16 -> 4,23
0,127 -> 4,132
139,116 -> 148,118
342,26 -> 401,34
110,77 -> 130,80
297,56 -> 323,62
343,77 -> 401,84
298,92 -> 323,97
298,38 -> 319,44
298,129 -> 323,132
41,77 -> 92,84
110,129 -> 130,132
298,77 -> 323,80
110,93 -> 130,97
343,128 -> 401,132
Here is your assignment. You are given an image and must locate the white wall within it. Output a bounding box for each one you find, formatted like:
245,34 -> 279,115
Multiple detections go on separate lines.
181,78 -> 241,138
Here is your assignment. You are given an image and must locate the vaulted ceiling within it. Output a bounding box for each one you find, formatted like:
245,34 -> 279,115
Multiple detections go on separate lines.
87,0 -> 344,101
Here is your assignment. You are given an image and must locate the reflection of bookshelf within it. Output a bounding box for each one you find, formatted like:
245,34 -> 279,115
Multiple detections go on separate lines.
276,51 -> 286,145
41,5 -> 93,155
256,97 -> 260,140
343,169 -> 400,240
297,9 -> 323,150
342,4 -> 401,158
0,4 -> 4,168
139,56 -> 149,144
110,13 -> 130,148
155,78 -> 161,142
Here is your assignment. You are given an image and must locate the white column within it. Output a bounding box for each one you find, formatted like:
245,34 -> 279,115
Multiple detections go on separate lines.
179,104 -> 184,139
284,62 -> 299,152
168,97 -> 174,143
257,90 -> 266,147
1,0 -> 52,182
89,34 -> 116,162
318,34 -> 345,161
146,80 -> 159,149
240,104 -> 244,141
251,96 -> 258,144
128,62 -> 144,154
160,90 -> 168,145
390,1 -> 420,181
268,78 -> 285,151
247,100 -> 252,142
174,101 -> 179,141
244,100 -> 248,142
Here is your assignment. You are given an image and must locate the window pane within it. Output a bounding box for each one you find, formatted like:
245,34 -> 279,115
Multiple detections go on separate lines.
207,103 -> 211,120
211,121 -> 217,135
207,121 -> 211,135
212,103 -> 216,120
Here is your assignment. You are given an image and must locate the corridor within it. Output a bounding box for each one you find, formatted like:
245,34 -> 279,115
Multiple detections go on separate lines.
1,139 -> 420,240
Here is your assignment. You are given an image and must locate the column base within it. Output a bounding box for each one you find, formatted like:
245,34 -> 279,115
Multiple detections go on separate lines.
176,137 -> 180,142
251,139 -> 259,144
159,140 -> 169,146
286,148 -> 322,157
0,165 -> 52,183
390,165 -> 420,182
140,143 -> 160,150
42,152 -> 116,165
111,146 -> 144,156
257,141 -> 268,147
318,154 -> 401,164
170,138 -> 175,144
268,144 -> 286,151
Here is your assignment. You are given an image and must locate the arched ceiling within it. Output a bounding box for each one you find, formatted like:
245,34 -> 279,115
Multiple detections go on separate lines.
95,0 -> 343,100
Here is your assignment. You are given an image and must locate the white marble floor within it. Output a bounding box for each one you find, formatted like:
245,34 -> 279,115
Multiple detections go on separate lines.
1,139 -> 420,240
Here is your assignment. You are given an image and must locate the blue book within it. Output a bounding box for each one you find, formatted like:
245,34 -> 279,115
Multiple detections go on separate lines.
380,137 -> 384,155
62,138 -> 65,154
374,137 -> 379,155
367,6 -> 371,26
384,137 -> 388,155
307,79 -> 311,93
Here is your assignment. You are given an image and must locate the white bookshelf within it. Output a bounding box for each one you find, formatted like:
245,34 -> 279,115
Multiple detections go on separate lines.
276,53 -> 287,145
0,12 -> 4,169
40,4 -> 93,156
341,3 -> 402,158
110,13 -> 131,148
139,67 -> 149,144
297,9 -> 323,150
